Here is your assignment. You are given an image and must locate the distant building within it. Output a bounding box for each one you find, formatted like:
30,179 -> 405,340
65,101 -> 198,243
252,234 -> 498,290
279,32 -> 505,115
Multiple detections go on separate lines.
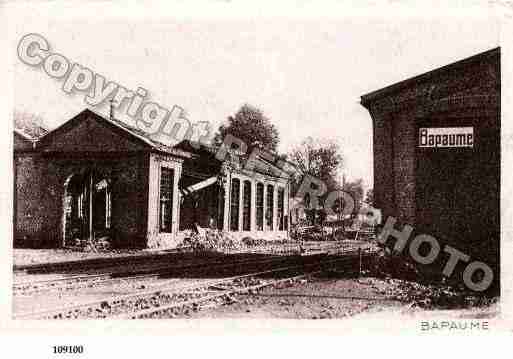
361,48 -> 500,276
13,109 -> 293,248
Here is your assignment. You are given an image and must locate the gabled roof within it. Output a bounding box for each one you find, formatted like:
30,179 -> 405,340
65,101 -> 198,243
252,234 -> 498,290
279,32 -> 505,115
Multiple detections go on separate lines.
39,109 -> 192,158
360,47 -> 500,108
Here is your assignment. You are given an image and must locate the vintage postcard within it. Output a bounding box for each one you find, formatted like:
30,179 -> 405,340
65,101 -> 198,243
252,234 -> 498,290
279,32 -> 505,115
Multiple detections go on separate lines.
1,0 -> 513,354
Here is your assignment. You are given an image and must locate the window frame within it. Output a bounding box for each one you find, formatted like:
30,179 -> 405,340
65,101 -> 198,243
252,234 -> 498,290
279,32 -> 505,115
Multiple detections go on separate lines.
242,180 -> 252,231
230,178 -> 241,231
159,166 -> 175,233
256,182 -> 264,231
266,184 -> 274,230
278,187 -> 285,230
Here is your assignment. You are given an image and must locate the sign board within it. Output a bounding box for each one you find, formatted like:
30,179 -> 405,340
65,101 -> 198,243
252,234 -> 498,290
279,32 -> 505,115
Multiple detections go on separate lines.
418,127 -> 474,148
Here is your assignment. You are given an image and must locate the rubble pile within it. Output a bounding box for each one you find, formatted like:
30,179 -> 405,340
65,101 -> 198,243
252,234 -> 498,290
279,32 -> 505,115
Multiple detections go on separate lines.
241,237 -> 266,247
178,230 -> 245,252
177,229 -> 297,253
366,249 -> 498,309
83,237 -> 112,252
299,232 -> 326,241
381,278 -> 496,309
369,247 -> 420,281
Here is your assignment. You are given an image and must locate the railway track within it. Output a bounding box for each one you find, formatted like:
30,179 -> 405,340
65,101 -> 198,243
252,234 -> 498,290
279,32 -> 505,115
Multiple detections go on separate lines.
14,239 -> 372,274
14,251 -> 373,320
13,247 -> 204,275
12,255 -> 285,295
121,269 -> 313,320
14,242 -> 374,296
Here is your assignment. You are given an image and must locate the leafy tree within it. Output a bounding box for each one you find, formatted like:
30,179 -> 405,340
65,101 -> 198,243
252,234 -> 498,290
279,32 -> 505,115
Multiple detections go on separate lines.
343,178 -> 364,219
289,137 -> 343,225
289,137 -> 342,191
215,104 -> 280,152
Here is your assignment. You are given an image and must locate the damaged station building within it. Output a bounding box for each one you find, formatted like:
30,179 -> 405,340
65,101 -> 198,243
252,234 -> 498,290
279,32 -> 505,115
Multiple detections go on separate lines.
13,109 -> 293,249
361,48 -> 500,285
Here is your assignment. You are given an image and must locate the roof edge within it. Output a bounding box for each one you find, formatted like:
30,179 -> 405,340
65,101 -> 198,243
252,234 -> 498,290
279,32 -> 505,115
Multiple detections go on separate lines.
360,47 -> 500,108
14,128 -> 37,141
37,109 -> 155,150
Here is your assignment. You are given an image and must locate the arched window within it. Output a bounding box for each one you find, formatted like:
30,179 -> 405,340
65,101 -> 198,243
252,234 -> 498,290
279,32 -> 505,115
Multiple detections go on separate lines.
230,178 -> 240,231
243,180 -> 251,231
256,183 -> 264,231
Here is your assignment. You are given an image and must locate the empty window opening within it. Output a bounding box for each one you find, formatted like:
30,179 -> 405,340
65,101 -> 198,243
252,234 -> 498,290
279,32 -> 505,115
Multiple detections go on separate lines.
230,178 -> 240,231
256,183 -> 264,231
160,167 -> 174,233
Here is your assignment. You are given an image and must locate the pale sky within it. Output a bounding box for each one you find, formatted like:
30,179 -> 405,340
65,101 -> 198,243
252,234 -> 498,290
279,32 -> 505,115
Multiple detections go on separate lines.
10,3 -> 500,191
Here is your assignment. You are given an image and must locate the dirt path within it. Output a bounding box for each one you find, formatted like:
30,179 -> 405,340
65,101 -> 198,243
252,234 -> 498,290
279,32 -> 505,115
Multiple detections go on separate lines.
180,275 -> 407,319
179,274 -> 498,320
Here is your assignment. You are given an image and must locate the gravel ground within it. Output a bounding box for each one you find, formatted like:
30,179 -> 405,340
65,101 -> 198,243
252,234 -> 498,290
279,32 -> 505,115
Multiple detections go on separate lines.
176,274 -> 403,319
13,248 -> 154,267
13,276 -> 216,315
13,240 -> 372,267
13,270 -> 498,320
177,274 -> 498,320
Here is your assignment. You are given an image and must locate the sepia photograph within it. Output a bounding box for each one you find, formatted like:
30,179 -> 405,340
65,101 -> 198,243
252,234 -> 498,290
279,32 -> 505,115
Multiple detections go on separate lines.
2,1 -> 512,352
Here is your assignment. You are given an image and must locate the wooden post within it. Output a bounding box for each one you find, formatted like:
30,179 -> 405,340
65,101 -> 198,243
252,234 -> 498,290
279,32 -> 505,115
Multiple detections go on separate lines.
262,183 -> 267,231
89,171 -> 94,243
238,177 -> 243,231
358,248 -> 362,277
223,171 -> 231,231
250,180 -> 257,232
217,184 -> 223,230
273,185 -> 278,231
340,174 -> 346,239
62,190 -> 67,248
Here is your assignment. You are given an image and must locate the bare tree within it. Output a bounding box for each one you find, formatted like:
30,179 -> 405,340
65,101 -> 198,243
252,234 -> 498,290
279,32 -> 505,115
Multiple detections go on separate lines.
289,136 -> 343,191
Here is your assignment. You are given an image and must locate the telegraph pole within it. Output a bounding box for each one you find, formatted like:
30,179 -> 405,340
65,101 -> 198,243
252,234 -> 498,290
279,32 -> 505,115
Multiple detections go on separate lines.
341,173 -> 345,237
336,173 -> 345,239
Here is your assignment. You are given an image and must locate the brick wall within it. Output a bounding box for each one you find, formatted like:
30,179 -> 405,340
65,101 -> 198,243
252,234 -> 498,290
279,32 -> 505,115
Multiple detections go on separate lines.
14,153 -> 45,245
392,111 -> 417,225
369,108 -> 396,223
14,154 -> 149,248
363,49 -> 500,276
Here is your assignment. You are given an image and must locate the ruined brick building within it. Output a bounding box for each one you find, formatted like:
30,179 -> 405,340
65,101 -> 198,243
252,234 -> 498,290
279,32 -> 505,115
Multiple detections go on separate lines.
361,48 -> 500,276
13,109 -> 292,249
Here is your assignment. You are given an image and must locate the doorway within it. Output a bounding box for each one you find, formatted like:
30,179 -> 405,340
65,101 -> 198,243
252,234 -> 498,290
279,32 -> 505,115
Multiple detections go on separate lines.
63,170 -> 112,247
